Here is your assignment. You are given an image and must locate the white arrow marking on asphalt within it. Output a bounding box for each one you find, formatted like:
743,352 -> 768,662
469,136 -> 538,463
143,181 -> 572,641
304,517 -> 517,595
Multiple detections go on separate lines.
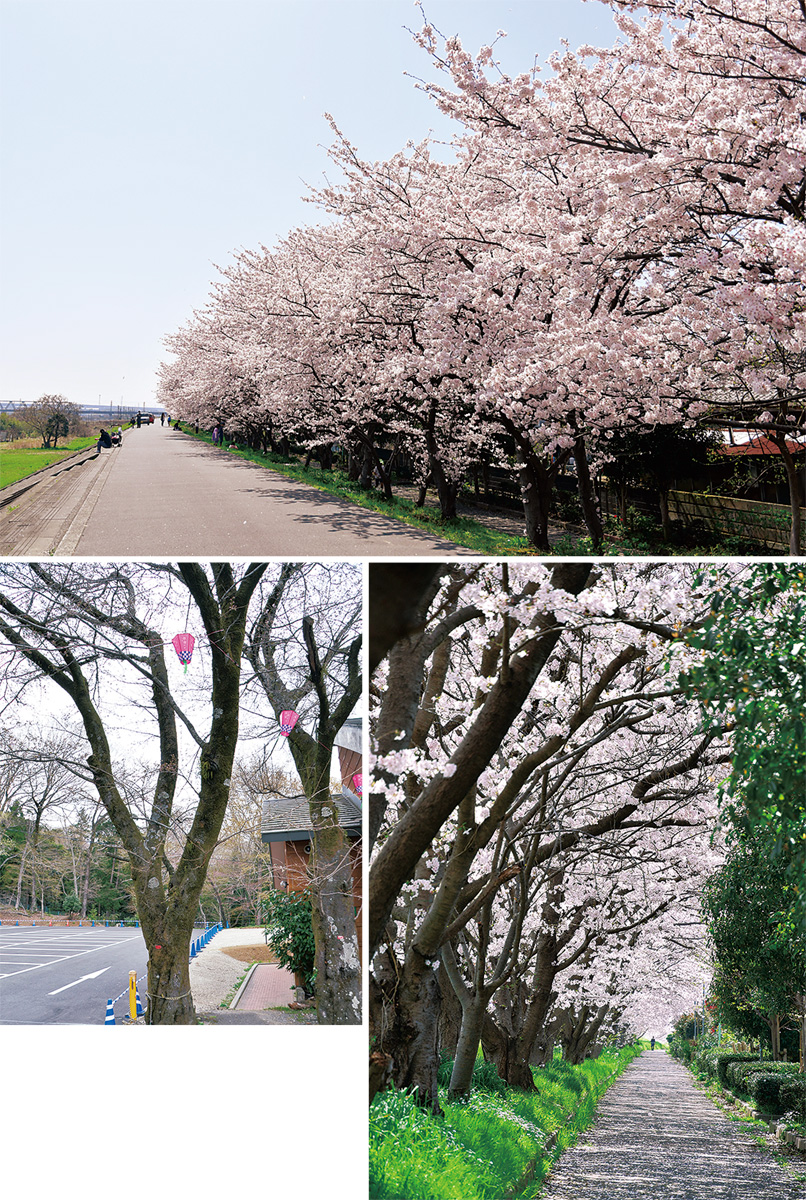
48,967 -> 112,995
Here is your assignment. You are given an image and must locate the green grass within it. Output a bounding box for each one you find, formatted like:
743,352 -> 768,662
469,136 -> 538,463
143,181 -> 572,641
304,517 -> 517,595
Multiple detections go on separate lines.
369,1043 -> 644,1200
0,437 -> 96,488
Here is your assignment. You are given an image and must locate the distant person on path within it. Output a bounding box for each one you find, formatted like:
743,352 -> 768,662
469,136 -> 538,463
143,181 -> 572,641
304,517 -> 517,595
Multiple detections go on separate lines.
651,1037 -> 656,1050
212,424 -> 221,446
160,412 -> 165,426
136,411 -> 142,428
96,428 -> 112,452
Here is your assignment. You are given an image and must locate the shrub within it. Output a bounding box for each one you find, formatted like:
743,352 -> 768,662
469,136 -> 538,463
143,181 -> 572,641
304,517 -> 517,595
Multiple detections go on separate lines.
727,1060 -> 794,1093
751,1072 -> 790,1115
779,1077 -> 806,1122
716,1054 -> 757,1087
262,888 -> 315,991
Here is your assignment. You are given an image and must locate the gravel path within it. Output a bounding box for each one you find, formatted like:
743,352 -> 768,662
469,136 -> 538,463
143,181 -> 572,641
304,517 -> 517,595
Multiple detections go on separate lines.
542,1051 -> 802,1200
189,927 -> 266,1013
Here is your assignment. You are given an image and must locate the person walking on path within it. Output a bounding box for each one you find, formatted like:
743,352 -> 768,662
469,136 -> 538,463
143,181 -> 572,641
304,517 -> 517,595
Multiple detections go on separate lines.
651,1036 -> 656,1050
543,1050 -> 801,1199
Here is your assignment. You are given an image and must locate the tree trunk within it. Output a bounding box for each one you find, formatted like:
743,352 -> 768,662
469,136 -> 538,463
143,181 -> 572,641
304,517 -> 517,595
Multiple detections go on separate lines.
659,489 -> 672,541
308,814 -> 361,1025
771,432 -> 804,556
572,429 -> 603,549
516,444 -> 553,552
142,918 -> 196,1024
378,944 -> 444,1113
448,994 -> 488,1099
297,732 -> 361,1025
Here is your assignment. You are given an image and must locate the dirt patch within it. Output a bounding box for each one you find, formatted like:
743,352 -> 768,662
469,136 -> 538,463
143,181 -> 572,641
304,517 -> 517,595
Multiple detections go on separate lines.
220,944 -> 279,965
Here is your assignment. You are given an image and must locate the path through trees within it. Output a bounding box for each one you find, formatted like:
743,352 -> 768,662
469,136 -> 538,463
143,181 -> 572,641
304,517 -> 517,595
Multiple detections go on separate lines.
543,1052 -> 801,1199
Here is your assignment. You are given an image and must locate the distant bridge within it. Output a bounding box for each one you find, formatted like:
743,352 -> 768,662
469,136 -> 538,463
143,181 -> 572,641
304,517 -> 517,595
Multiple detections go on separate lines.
1,400 -> 166,422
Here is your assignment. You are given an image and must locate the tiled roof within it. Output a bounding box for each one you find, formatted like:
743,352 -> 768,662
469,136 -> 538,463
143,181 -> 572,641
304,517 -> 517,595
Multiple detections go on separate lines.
260,792 -> 361,842
719,435 -> 805,457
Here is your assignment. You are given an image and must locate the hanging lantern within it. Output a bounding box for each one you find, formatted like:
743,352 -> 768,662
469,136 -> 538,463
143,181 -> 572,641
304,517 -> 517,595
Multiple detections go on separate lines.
172,632 -> 195,673
279,710 -> 299,737
352,773 -> 362,796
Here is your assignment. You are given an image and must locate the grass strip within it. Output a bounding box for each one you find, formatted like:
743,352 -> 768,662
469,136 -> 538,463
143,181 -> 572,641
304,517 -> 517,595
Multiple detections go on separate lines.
0,438 -> 97,487
369,1043 -> 644,1200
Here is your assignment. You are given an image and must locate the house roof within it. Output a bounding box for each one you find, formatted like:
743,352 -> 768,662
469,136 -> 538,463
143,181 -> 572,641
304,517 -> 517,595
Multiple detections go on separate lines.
719,435 -> 805,457
334,716 -> 362,755
261,791 -> 362,843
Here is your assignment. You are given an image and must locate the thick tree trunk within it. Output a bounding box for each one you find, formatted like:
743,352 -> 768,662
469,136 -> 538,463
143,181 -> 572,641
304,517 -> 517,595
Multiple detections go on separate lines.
516,445 -> 553,552
297,731 -> 362,1025
308,813 -> 361,1025
378,945 -> 444,1113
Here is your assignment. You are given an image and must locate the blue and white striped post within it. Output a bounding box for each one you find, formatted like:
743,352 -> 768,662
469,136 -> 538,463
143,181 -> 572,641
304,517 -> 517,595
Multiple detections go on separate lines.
105,999 -> 116,1025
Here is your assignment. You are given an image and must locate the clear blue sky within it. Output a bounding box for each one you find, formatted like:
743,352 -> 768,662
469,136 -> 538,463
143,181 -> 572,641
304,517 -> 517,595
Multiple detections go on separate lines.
0,0 -> 619,410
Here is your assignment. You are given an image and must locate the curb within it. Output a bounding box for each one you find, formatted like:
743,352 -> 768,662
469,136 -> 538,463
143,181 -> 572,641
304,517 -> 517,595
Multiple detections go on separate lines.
0,445 -> 99,509
54,446 -> 120,554
228,963 -> 258,1010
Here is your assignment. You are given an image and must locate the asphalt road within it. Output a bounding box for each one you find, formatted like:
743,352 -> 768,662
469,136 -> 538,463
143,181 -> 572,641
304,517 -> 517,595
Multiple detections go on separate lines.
0,925 -> 149,1025
71,425 -> 476,556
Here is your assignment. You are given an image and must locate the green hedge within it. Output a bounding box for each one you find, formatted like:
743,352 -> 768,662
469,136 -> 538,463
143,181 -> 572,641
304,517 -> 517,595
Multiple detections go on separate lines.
779,1077 -> 806,1121
751,1072 -> 795,1115
714,1053 -> 756,1086
727,1059 -> 796,1093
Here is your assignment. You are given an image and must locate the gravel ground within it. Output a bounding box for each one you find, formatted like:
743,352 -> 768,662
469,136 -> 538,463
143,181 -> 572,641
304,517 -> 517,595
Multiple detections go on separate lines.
189,927 -> 267,1013
543,1051 -> 802,1199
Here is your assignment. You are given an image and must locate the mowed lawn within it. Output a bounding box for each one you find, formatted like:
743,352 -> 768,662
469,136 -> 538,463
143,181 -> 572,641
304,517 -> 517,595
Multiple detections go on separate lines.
0,437 -> 96,487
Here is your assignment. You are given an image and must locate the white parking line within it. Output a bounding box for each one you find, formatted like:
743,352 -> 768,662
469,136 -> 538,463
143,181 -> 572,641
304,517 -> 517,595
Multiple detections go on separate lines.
0,939 -> 140,979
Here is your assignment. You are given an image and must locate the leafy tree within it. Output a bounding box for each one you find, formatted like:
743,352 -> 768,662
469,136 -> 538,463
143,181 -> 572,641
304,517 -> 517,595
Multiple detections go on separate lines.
680,563 -> 806,919
702,824 -> 806,1069
23,394 -> 79,448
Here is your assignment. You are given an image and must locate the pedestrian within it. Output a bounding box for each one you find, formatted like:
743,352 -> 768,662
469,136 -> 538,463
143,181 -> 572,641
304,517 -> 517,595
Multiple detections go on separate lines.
650,1036 -> 656,1050
96,428 -> 112,452
136,411 -> 142,428
160,412 -> 165,426
212,424 -> 221,447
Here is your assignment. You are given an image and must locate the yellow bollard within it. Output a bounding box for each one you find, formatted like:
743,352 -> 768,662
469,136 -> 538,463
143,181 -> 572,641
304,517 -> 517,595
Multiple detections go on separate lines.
128,970 -> 138,1021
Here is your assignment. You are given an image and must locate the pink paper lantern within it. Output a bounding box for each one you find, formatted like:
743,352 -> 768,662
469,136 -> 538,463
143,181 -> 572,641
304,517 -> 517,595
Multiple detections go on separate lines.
172,632 -> 195,672
279,710 -> 299,737
352,773 -> 362,796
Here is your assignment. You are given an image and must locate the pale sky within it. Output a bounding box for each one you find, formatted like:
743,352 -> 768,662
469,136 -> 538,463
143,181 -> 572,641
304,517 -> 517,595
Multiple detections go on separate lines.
0,0 -> 620,411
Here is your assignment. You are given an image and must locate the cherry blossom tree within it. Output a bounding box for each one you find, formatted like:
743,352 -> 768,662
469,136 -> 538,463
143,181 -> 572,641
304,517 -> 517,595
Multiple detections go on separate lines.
369,562 -> 737,1107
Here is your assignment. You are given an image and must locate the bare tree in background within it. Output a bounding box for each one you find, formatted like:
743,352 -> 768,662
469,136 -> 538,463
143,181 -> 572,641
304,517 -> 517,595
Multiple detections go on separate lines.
244,562 -> 363,1025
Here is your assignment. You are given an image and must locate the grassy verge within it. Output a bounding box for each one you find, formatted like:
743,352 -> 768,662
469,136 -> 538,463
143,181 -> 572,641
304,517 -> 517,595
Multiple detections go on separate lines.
369,1043 -> 644,1200
0,437 -> 96,487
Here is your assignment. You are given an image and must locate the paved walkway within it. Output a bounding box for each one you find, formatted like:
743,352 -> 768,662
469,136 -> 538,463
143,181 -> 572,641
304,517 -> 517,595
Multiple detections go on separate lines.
543,1052 -> 801,1199
1,425 -> 477,556
234,963 -> 298,1010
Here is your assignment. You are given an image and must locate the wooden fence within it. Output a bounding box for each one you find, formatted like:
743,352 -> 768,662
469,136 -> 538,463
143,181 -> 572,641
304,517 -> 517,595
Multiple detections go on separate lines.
668,490 -> 804,553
